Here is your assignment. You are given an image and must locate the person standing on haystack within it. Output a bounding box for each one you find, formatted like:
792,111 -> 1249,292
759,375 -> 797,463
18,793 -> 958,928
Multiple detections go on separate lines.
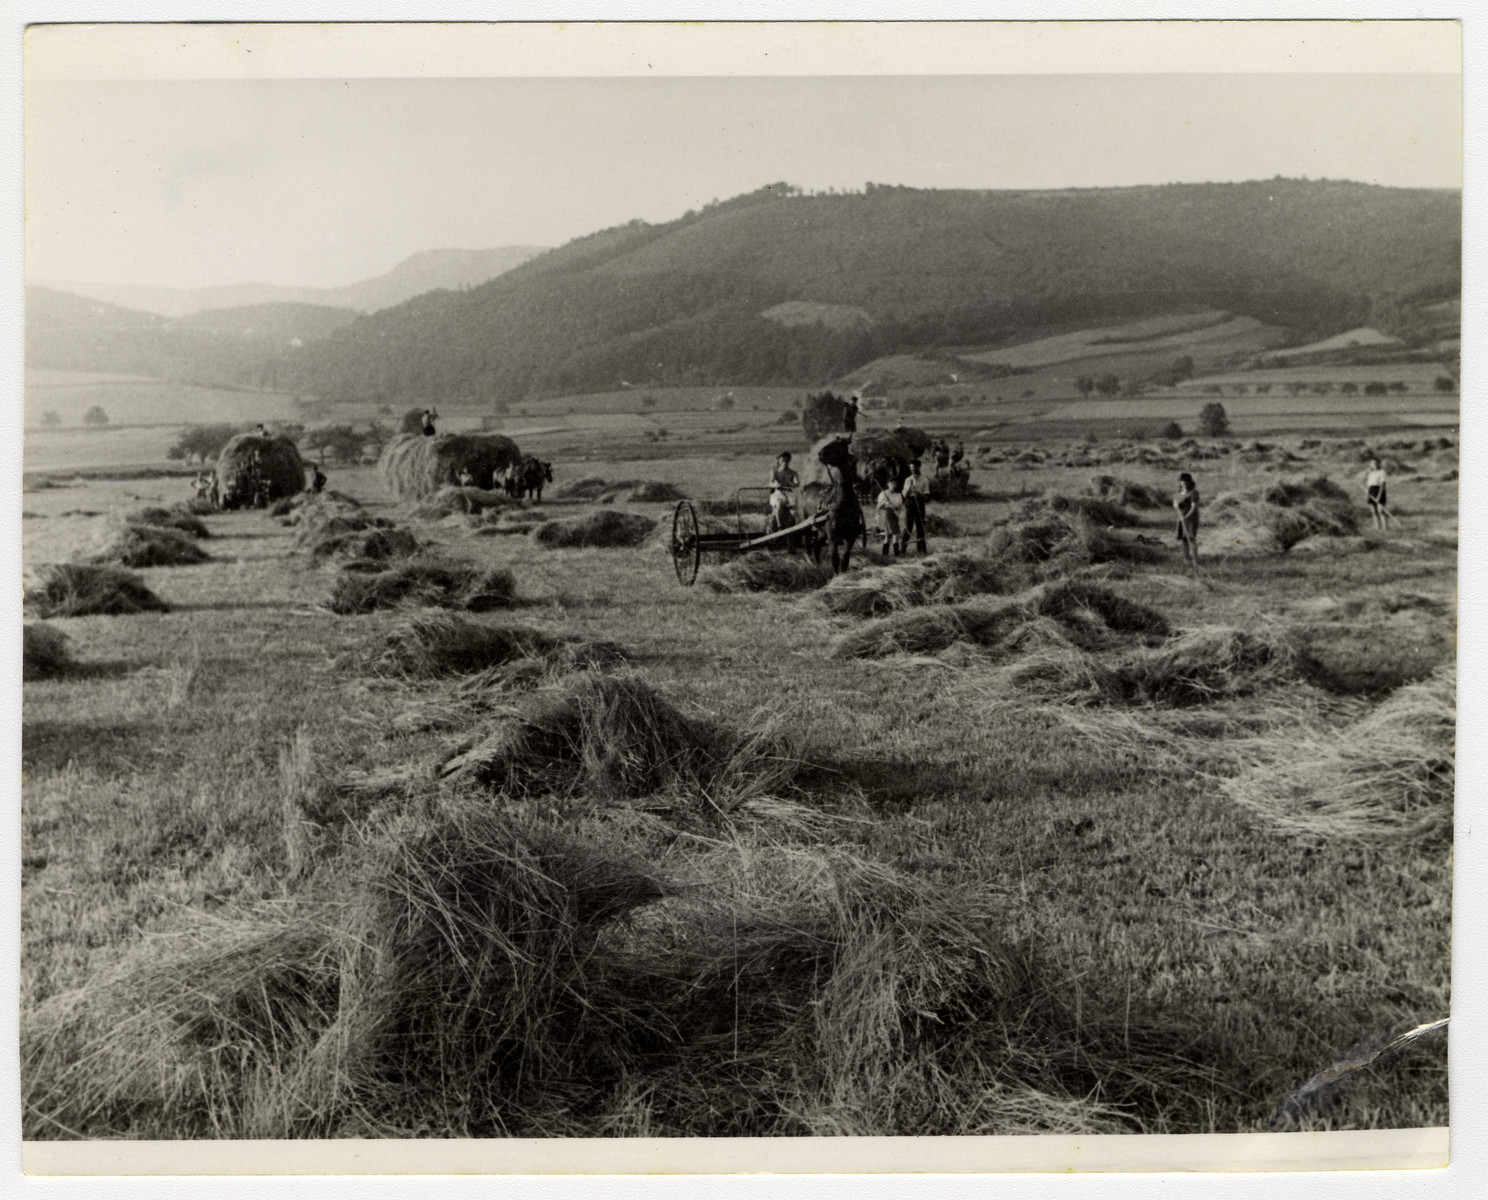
1364,456 -> 1391,531
308,462 -> 327,494
900,458 -> 929,555
421,408 -> 438,437
844,394 -> 860,434
1174,471 -> 1201,568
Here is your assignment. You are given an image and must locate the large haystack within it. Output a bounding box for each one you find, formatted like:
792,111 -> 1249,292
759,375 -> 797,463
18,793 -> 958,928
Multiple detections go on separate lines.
216,434 -> 306,509
24,563 -> 170,617
379,433 -> 522,500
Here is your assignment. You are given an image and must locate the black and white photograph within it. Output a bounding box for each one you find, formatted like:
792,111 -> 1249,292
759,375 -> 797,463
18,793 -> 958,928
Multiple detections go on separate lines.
11,17 -> 1467,1178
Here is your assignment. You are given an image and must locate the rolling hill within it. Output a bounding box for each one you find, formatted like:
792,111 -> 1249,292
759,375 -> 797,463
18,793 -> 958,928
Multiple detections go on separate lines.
287,179 -> 1460,404
39,246 -> 547,318
26,181 -> 1460,407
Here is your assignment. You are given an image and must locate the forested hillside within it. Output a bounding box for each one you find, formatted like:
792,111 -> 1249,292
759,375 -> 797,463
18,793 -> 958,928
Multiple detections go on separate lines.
29,180 -> 1460,404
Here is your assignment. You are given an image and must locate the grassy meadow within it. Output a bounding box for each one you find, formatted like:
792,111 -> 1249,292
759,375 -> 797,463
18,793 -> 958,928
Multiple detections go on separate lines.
19,420 -> 1456,1140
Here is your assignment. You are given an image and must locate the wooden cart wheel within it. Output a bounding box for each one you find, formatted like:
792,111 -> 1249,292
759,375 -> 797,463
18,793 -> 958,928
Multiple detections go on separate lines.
671,500 -> 702,587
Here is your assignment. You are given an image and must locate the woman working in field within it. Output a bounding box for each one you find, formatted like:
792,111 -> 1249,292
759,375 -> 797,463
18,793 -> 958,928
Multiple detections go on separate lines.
1174,471 -> 1201,568
1364,457 -> 1391,530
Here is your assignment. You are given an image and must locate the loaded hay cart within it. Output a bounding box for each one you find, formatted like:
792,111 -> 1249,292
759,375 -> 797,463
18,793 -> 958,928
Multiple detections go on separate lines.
669,487 -> 831,586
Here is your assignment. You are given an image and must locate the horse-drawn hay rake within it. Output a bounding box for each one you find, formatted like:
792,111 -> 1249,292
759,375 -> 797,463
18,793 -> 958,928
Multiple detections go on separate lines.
670,487 -> 829,586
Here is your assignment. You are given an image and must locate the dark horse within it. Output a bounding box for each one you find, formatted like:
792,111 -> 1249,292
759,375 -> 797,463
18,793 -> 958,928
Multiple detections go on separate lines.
518,456 -> 553,502
815,436 -> 866,573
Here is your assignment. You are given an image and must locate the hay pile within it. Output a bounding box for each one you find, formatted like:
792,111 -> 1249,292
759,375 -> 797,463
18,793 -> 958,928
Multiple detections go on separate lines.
406,487 -> 514,521
23,623 -> 71,680
297,512 -> 418,564
1011,626 -> 1298,706
701,553 -> 834,594
1090,475 -> 1171,510
623,480 -> 686,503
379,433 -> 522,500
1207,475 -> 1360,554
129,506 -> 210,538
1225,668 -> 1454,844
531,510 -> 656,550
553,476 -> 616,501
831,600 -> 1029,659
89,525 -> 212,568
820,552 -> 1016,618
273,490 -> 361,523
25,563 -> 170,617
216,433 -> 305,509
1040,494 -> 1141,528
985,512 -> 1166,573
356,611 -> 624,680
439,672 -> 794,804
852,426 -> 932,464
22,810 -> 1137,1138
325,556 -> 517,614
831,579 -> 1169,660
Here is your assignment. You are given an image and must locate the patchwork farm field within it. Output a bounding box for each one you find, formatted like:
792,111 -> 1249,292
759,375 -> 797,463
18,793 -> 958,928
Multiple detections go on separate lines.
20,425 -> 1456,1141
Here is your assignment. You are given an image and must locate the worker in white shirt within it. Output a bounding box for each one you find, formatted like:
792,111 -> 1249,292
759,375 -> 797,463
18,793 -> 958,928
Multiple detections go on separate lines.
876,477 -> 905,556
767,452 -> 799,533
1364,457 -> 1391,530
900,459 -> 929,554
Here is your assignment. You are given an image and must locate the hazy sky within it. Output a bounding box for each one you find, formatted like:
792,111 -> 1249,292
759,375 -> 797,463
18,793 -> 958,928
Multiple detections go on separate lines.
25,73 -> 1462,291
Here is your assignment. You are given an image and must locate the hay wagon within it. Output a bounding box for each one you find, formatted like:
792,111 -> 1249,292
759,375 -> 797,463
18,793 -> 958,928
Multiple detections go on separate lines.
669,487 -> 830,586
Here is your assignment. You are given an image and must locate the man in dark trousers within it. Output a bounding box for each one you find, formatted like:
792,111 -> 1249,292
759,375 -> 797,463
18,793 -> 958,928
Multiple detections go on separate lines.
308,462 -> 327,494
421,408 -> 439,436
900,458 -> 929,555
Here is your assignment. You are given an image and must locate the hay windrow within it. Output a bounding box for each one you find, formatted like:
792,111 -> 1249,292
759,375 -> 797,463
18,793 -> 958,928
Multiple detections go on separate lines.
89,525 -> 212,569
405,487 -> 515,521
701,553 -> 834,594
1011,626 -> 1299,707
378,433 -> 522,500
831,600 -> 1030,659
23,623 -> 71,680
439,671 -> 796,805
819,553 -> 1017,618
1207,475 -> 1361,553
25,562 -> 170,617
355,610 -> 625,679
325,556 -> 517,614
531,510 -> 656,550
1224,667 -> 1455,844
22,814 -> 1148,1138
216,434 -> 305,509
129,507 -> 211,538
1089,475 -> 1171,510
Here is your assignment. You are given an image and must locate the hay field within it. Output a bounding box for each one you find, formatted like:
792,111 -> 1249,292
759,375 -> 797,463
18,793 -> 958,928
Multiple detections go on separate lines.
20,430 -> 1456,1139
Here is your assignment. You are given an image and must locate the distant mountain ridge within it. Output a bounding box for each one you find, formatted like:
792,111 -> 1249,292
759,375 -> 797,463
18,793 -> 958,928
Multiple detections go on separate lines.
40,246 -> 547,318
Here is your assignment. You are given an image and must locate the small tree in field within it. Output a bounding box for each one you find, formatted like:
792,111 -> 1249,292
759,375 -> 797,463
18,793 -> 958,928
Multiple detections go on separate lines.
1075,376 -> 1095,397
167,423 -> 237,463
1198,402 -> 1230,438
1095,374 -> 1121,397
1160,421 -> 1184,440
83,406 -> 109,428
40,409 -> 61,428
1436,375 -> 1457,394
